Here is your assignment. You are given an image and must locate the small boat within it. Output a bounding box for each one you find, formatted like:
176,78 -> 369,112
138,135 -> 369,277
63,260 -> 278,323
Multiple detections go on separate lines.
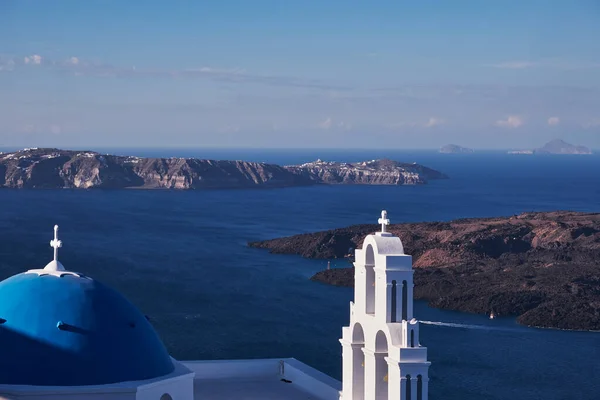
489,311 -> 496,320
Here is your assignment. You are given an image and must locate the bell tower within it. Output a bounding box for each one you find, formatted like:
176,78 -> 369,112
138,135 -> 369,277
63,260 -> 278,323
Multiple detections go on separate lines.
339,211 -> 430,400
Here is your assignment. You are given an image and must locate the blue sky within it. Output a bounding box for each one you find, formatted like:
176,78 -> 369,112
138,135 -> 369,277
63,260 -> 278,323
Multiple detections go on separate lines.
1,0 -> 599,149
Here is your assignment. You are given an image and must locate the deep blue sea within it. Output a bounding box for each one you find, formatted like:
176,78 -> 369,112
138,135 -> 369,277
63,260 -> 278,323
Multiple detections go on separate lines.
1,149 -> 599,400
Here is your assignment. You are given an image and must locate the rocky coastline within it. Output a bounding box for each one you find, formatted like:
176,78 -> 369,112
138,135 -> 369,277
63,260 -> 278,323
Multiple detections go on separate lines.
0,148 -> 447,189
249,211 -> 600,331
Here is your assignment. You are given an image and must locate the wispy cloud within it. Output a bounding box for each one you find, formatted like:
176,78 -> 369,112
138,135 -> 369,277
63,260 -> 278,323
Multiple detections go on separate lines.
317,116 -> 352,130
24,54 -> 43,65
495,115 -> 523,128
547,116 -> 560,126
0,56 -> 15,71
0,53 -> 348,91
318,117 -> 332,129
387,117 -> 446,129
486,60 -> 600,70
488,61 -> 537,70
18,123 -> 64,135
424,117 -> 445,128
583,118 -> 600,129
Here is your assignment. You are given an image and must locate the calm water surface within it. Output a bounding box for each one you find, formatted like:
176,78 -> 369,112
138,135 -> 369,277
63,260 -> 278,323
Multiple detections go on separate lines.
0,149 -> 599,400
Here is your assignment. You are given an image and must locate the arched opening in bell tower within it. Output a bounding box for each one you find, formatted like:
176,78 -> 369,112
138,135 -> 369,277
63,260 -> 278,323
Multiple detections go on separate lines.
391,280 -> 397,322
365,244 -> 375,314
406,374 -> 412,399
411,330 -> 415,347
374,331 -> 388,400
402,280 -> 408,320
351,323 -> 365,400
417,374 -> 423,400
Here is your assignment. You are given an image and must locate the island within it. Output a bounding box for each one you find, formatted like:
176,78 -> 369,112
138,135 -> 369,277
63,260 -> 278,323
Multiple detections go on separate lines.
439,144 -> 474,154
284,159 -> 448,185
0,148 -> 447,189
249,211 -> 600,331
508,139 -> 592,155
507,150 -> 534,155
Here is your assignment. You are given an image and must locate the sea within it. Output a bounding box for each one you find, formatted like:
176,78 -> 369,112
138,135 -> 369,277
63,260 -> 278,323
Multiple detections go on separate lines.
1,148 -> 599,400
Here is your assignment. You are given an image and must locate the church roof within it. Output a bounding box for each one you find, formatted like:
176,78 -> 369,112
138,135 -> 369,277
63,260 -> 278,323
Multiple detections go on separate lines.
0,226 -> 174,386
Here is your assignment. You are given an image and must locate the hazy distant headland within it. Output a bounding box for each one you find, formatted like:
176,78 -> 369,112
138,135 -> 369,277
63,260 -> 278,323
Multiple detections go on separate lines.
439,144 -> 474,154
0,148 -> 447,189
508,139 -> 593,155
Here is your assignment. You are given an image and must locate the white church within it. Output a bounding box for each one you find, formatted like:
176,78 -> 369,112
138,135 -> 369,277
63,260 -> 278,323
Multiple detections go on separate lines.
0,211 -> 430,400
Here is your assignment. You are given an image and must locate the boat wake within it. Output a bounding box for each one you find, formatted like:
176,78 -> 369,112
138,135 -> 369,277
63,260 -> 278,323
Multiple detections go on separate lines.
420,320 -> 520,333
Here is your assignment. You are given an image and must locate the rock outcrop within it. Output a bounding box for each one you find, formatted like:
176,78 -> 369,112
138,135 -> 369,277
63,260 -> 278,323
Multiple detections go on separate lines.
0,149 -> 447,189
534,139 -> 592,154
508,139 -> 592,155
439,144 -> 474,154
249,211 -> 600,331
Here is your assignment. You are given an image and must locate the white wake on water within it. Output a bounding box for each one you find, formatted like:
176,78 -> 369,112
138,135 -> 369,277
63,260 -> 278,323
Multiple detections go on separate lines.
420,320 -> 520,333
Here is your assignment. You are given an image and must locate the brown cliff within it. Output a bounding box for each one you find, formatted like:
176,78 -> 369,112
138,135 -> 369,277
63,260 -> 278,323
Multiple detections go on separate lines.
249,211 -> 600,331
0,149 -> 447,189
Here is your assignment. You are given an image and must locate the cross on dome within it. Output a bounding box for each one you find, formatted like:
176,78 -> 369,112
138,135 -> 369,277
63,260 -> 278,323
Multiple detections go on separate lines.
25,225 -> 77,275
41,224 -> 66,272
50,225 -> 62,262
378,210 -> 390,233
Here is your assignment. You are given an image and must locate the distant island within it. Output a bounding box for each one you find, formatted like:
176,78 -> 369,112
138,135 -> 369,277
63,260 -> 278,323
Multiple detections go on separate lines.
249,211 -> 600,331
439,144 -> 474,154
508,139 -> 592,155
0,148 -> 447,189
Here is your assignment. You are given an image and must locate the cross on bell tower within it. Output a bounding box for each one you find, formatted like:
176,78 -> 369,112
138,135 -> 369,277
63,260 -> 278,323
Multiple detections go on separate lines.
378,210 -> 390,234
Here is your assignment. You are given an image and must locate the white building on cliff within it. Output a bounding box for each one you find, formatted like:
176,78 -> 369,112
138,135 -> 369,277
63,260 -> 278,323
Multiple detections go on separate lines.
0,212 -> 429,400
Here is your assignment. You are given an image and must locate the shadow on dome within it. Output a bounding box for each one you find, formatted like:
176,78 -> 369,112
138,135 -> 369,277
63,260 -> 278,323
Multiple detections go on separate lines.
0,273 -> 175,386
0,324 -> 92,386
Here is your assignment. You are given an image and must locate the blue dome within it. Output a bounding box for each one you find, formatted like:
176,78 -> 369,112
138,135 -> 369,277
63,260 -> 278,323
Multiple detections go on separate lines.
0,272 -> 174,386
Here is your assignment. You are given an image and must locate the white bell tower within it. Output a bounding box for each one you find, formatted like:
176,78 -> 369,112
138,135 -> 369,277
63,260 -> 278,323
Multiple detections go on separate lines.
339,211 -> 430,400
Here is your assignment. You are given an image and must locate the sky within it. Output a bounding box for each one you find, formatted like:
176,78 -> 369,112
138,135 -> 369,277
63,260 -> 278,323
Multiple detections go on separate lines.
1,0 -> 600,149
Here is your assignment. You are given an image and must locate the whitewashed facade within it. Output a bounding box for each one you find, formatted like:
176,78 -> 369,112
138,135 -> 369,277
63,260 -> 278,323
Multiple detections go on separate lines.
339,211 -> 431,400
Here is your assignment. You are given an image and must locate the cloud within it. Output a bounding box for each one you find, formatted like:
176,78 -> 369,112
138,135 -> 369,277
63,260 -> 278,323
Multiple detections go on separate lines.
336,121 -> 352,130
218,124 -> 240,133
24,54 -> 42,65
583,119 -> 600,129
3,53 -> 347,91
0,57 -> 15,72
318,117 -> 332,129
488,61 -> 537,70
547,116 -> 560,126
386,122 -> 415,129
424,117 -> 444,128
495,115 -> 523,128
317,117 -> 352,130
17,123 -> 63,135
486,60 -> 600,70
182,67 -> 245,75
386,117 -> 445,129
